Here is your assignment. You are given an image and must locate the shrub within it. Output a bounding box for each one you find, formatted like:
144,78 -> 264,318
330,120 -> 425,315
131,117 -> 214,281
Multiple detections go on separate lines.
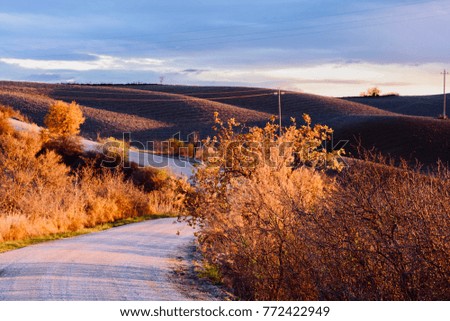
0,130 -> 76,240
317,155 -> 450,300
125,164 -> 170,192
384,92 -> 400,97
0,114 -> 13,135
41,136 -> 85,170
40,101 -> 85,169
182,113 -> 344,300
0,104 -> 27,134
0,104 -> 27,122
97,136 -> 130,167
78,166 -> 150,227
165,138 -> 185,156
182,113 -> 449,300
44,100 -> 85,137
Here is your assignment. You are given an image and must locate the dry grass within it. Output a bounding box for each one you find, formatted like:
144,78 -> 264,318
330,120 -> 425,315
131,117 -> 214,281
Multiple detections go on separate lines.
0,109 -> 185,242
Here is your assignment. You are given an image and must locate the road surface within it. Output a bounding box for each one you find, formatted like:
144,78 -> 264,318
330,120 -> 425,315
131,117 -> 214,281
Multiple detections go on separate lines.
0,218 -> 211,300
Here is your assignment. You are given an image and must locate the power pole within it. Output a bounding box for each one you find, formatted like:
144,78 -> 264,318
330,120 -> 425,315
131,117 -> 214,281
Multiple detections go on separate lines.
274,89 -> 285,136
441,69 -> 449,119
441,69 -> 448,119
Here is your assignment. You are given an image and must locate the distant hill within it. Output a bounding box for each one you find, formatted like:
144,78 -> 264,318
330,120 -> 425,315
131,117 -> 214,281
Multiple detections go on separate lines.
342,94 -> 449,118
119,84 -> 394,124
0,81 -> 448,165
334,115 -> 450,165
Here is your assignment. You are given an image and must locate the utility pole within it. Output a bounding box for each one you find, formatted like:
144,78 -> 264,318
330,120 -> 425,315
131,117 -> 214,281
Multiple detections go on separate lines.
441,69 -> 449,119
274,88 -> 285,136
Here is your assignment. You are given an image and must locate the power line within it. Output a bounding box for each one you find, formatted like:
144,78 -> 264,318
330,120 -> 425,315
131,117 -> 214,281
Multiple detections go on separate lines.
46,86 -> 271,97
206,93 -> 274,100
48,84 -> 275,98
170,88 -> 270,96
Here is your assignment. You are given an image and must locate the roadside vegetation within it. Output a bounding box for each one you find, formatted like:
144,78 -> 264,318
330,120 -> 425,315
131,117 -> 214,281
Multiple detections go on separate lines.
181,113 -> 450,300
0,102 -> 185,244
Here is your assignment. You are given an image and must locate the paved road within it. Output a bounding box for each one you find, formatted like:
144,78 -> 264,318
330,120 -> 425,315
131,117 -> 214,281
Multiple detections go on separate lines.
0,218 -> 209,300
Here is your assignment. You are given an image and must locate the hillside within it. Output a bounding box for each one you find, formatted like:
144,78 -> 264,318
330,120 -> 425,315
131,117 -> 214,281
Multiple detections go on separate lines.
342,94 -> 449,118
119,84 -> 395,126
0,81 -> 449,165
0,82 -> 171,141
334,115 -> 450,165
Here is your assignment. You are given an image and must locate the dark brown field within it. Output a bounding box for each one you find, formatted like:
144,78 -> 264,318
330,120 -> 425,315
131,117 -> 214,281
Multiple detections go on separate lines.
1,81 -> 449,165
343,94 -> 450,118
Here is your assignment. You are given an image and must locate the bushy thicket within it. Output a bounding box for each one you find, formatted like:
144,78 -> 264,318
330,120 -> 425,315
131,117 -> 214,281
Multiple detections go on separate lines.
0,105 -> 185,242
319,155 -> 449,300
182,113 -> 449,300
182,114 -> 342,300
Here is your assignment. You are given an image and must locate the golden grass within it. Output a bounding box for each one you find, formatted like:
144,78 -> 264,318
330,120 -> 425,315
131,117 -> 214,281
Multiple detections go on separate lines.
0,107 -> 185,244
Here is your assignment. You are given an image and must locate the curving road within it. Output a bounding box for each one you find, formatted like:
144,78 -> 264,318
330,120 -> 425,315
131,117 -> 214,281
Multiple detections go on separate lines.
0,218 -> 210,300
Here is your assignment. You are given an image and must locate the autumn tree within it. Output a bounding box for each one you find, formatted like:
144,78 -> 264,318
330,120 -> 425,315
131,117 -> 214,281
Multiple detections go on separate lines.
44,100 -> 85,137
360,87 -> 381,97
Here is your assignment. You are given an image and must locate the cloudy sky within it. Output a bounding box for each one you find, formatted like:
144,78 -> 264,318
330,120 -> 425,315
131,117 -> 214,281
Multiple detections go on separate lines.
1,0 -> 449,96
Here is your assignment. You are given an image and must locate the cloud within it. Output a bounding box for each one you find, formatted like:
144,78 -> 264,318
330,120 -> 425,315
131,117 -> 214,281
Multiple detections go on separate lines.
186,61 -> 444,96
0,52 -> 445,97
182,68 -> 208,74
0,54 -> 166,71
289,79 -> 366,85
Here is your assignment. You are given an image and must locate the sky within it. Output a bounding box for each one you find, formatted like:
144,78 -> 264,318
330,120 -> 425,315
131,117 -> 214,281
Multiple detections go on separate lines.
0,0 -> 449,96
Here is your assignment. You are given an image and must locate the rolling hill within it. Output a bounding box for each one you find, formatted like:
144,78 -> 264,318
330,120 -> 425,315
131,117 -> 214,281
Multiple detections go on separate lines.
0,81 -> 448,165
342,94 -> 449,118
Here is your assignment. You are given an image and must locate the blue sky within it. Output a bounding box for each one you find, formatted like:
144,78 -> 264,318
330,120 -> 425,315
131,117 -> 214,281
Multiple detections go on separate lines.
0,0 -> 449,96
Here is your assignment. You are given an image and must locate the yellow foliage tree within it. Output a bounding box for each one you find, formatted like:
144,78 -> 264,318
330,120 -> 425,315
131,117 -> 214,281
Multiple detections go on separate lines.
360,87 -> 381,97
44,100 -> 85,137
